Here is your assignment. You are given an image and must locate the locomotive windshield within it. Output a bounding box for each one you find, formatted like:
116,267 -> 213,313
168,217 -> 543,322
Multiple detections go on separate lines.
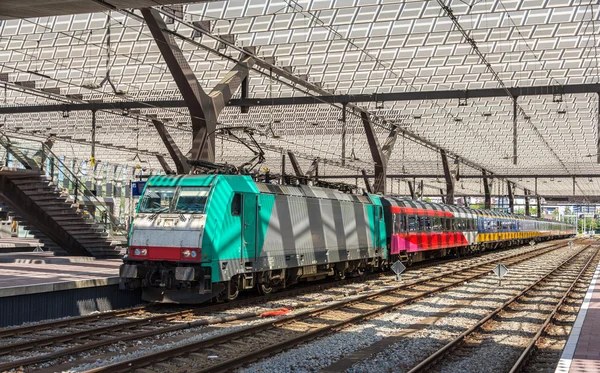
139,187 -> 177,213
138,186 -> 211,214
174,187 -> 210,213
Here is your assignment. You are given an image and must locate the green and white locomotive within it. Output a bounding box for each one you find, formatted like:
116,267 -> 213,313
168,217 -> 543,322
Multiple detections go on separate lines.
120,174 -> 387,303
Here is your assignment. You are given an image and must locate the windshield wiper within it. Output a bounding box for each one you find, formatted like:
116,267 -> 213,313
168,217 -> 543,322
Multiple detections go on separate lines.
149,207 -> 170,220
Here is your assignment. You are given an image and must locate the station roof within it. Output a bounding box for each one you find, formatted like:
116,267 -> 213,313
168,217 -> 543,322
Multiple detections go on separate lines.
1,0 -> 600,200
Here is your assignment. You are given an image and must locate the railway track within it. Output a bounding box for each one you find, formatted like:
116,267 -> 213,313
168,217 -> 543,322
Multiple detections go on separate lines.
406,244 -> 599,373
73,241 -> 576,373
0,240 -> 569,372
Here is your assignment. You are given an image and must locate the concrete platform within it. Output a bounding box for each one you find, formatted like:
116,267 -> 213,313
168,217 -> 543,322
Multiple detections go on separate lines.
556,263 -> 600,373
0,253 -> 142,327
0,237 -> 44,253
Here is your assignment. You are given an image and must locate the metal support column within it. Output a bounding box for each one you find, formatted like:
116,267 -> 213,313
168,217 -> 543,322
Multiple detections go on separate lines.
440,189 -> 446,204
141,7 -> 254,163
287,151 -> 304,178
507,181 -> 514,213
360,111 -> 387,194
408,180 -> 415,200
597,93 -> 600,164
483,170 -> 491,209
91,109 -> 96,165
524,189 -> 530,216
440,149 -> 456,205
573,176 -> 576,195
152,120 -> 190,174
361,169 -> 373,194
280,153 -> 286,184
155,155 -> 174,174
341,103 -> 347,166
537,196 -> 541,218
513,97 -> 518,165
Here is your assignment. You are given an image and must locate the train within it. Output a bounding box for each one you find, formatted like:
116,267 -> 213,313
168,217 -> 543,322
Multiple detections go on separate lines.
119,174 -> 576,303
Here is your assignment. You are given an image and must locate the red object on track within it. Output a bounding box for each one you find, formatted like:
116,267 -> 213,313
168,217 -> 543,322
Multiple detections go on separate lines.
261,308 -> 292,317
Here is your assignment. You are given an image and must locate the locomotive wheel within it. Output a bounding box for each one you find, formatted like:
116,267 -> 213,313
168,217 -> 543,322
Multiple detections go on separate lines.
257,282 -> 274,295
225,278 -> 239,301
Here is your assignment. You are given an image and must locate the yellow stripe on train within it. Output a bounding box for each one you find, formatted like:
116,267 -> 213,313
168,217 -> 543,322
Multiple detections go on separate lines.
476,231 -> 543,243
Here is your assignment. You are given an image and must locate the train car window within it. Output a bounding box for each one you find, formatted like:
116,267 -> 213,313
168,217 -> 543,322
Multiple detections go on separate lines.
175,187 -> 211,213
139,186 -> 177,213
231,193 -> 242,216
433,217 -> 442,231
408,215 -> 417,231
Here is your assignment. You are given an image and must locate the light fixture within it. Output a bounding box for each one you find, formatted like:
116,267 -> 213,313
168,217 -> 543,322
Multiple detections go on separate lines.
524,116 -> 531,120
413,115 -> 422,119
62,111 -> 70,118
482,113 -> 492,117
454,118 -> 462,122
557,109 -> 566,114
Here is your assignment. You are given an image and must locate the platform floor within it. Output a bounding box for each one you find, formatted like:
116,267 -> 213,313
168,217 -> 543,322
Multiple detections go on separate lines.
556,262 -> 600,373
0,252 -> 121,297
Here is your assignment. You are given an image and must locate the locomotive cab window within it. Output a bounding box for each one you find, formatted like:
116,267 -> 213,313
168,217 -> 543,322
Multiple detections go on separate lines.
139,187 -> 177,213
174,187 -> 211,213
231,193 -> 242,216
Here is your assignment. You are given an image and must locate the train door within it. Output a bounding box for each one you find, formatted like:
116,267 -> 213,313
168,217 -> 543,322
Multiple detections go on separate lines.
241,193 -> 259,264
373,205 -> 383,250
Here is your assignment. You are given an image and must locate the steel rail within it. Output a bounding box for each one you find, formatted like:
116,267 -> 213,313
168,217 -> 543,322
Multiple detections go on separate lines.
81,242 -> 573,373
508,247 -> 600,373
407,244 -> 596,373
0,239 -> 566,345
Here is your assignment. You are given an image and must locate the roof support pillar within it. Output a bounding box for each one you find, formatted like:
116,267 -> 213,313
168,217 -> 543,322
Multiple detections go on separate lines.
152,120 -> 190,174
483,170 -> 491,209
280,152 -> 286,184
524,189 -> 530,216
341,103 -> 347,166
597,92 -> 600,164
306,159 -> 319,182
91,109 -> 96,163
407,180 -> 415,200
360,111 -> 388,194
513,97 -> 518,165
287,151 -> 304,177
537,196 -> 541,218
464,196 -> 470,208
361,169 -> 373,194
155,154 -> 174,174
141,7 -> 254,164
440,188 -> 446,204
440,149 -> 456,205
573,176 -> 576,195
507,181 -> 514,213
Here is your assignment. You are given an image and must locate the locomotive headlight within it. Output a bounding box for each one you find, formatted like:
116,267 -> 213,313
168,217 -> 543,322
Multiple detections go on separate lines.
134,248 -> 141,256
182,250 -> 191,257
140,249 -> 147,256
190,250 -> 197,258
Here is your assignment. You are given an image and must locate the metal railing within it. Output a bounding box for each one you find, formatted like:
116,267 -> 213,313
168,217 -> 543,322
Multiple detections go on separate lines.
0,133 -> 126,237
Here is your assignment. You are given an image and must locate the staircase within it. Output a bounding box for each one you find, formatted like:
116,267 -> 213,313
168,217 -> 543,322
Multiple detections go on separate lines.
0,170 -> 123,258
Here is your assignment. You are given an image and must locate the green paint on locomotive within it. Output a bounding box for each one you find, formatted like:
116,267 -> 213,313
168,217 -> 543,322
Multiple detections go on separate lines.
138,175 -> 387,283
367,194 -> 388,259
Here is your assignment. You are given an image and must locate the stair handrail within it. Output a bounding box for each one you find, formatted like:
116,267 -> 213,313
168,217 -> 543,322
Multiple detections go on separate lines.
39,142 -> 126,236
0,132 -> 125,237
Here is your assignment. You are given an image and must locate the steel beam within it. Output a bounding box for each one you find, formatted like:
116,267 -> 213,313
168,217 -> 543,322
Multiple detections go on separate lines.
598,93 -> 600,164
537,196 -> 542,218
141,7 -> 214,162
524,189 -> 530,216
361,169 -> 373,194
155,154 -> 174,174
440,149 -> 456,205
407,180 -> 415,199
507,181 -> 514,213
5,83 -> 600,115
483,170 -> 491,209
314,173 -> 600,179
141,8 -> 254,164
306,159 -> 319,181
440,189 -> 446,204
287,151 -> 304,177
360,111 -> 386,193
513,98 -> 518,165
152,120 -> 190,174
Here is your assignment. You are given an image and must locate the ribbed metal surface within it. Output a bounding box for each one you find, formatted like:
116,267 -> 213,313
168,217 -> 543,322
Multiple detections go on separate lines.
0,285 -> 143,328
